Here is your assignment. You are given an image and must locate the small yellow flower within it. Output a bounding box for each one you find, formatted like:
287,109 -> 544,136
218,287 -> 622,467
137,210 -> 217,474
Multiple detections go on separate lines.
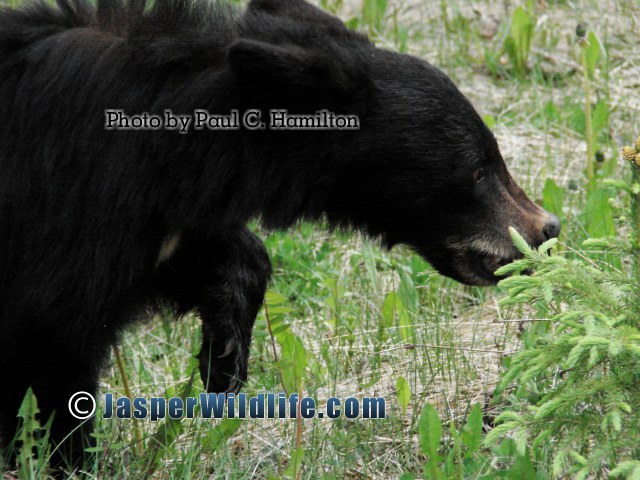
635,153 -> 640,166
635,136 -> 640,151
623,146 -> 636,162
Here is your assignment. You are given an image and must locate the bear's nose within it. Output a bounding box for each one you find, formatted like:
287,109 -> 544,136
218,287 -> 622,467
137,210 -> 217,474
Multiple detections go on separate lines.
542,213 -> 561,240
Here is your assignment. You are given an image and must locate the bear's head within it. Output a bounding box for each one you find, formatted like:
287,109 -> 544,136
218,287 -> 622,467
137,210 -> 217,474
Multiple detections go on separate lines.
229,0 -> 560,286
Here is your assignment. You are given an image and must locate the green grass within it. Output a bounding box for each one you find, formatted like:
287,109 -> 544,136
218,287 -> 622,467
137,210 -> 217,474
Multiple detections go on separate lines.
79,226 -> 506,479
3,0 -> 640,478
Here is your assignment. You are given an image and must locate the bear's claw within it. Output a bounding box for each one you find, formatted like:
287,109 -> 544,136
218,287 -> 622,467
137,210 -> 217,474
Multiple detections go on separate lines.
198,338 -> 247,394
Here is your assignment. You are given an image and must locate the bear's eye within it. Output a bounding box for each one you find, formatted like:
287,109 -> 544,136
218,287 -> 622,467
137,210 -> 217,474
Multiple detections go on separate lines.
472,168 -> 486,184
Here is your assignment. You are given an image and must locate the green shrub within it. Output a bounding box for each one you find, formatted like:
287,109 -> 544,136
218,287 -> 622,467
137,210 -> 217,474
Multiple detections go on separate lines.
486,141 -> 640,478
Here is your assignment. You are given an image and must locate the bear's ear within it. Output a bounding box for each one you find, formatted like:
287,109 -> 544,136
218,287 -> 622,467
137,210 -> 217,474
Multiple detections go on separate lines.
227,39 -> 356,94
247,0 -> 346,30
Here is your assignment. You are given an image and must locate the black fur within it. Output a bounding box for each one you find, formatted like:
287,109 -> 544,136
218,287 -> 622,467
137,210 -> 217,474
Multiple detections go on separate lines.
0,0 -> 559,470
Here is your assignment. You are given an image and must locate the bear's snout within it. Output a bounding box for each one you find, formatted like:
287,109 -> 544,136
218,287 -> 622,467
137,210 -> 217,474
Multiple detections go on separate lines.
542,213 -> 561,241
431,175 -> 562,287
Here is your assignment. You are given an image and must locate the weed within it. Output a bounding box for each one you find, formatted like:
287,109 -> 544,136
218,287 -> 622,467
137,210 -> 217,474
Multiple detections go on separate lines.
504,7 -> 536,79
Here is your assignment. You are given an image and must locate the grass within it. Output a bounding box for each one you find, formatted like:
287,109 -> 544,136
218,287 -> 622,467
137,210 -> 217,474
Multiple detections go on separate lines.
86,228 -> 510,479
3,0 -> 640,478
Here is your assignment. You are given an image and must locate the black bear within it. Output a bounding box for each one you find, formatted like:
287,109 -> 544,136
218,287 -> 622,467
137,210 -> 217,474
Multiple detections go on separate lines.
0,0 -> 560,469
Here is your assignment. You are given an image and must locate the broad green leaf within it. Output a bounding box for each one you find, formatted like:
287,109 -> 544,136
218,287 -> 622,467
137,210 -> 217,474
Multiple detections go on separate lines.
276,333 -> 308,393
461,403 -> 483,456
504,7 -> 535,77
541,178 -> 564,224
17,387 -> 42,475
382,291 -> 412,341
418,404 -> 442,459
362,0 -> 387,31
271,323 -> 291,335
17,387 -> 41,433
582,187 -> 615,237
266,306 -> 294,315
483,114 -> 496,130
591,100 -> 609,140
511,449 -> 538,479
398,270 -> 418,313
395,376 -> 411,416
265,290 -> 288,305
584,31 -> 603,79
382,291 -> 400,327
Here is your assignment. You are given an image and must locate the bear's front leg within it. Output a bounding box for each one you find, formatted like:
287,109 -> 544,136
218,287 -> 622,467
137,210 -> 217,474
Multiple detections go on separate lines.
197,228 -> 272,393
155,227 -> 272,393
